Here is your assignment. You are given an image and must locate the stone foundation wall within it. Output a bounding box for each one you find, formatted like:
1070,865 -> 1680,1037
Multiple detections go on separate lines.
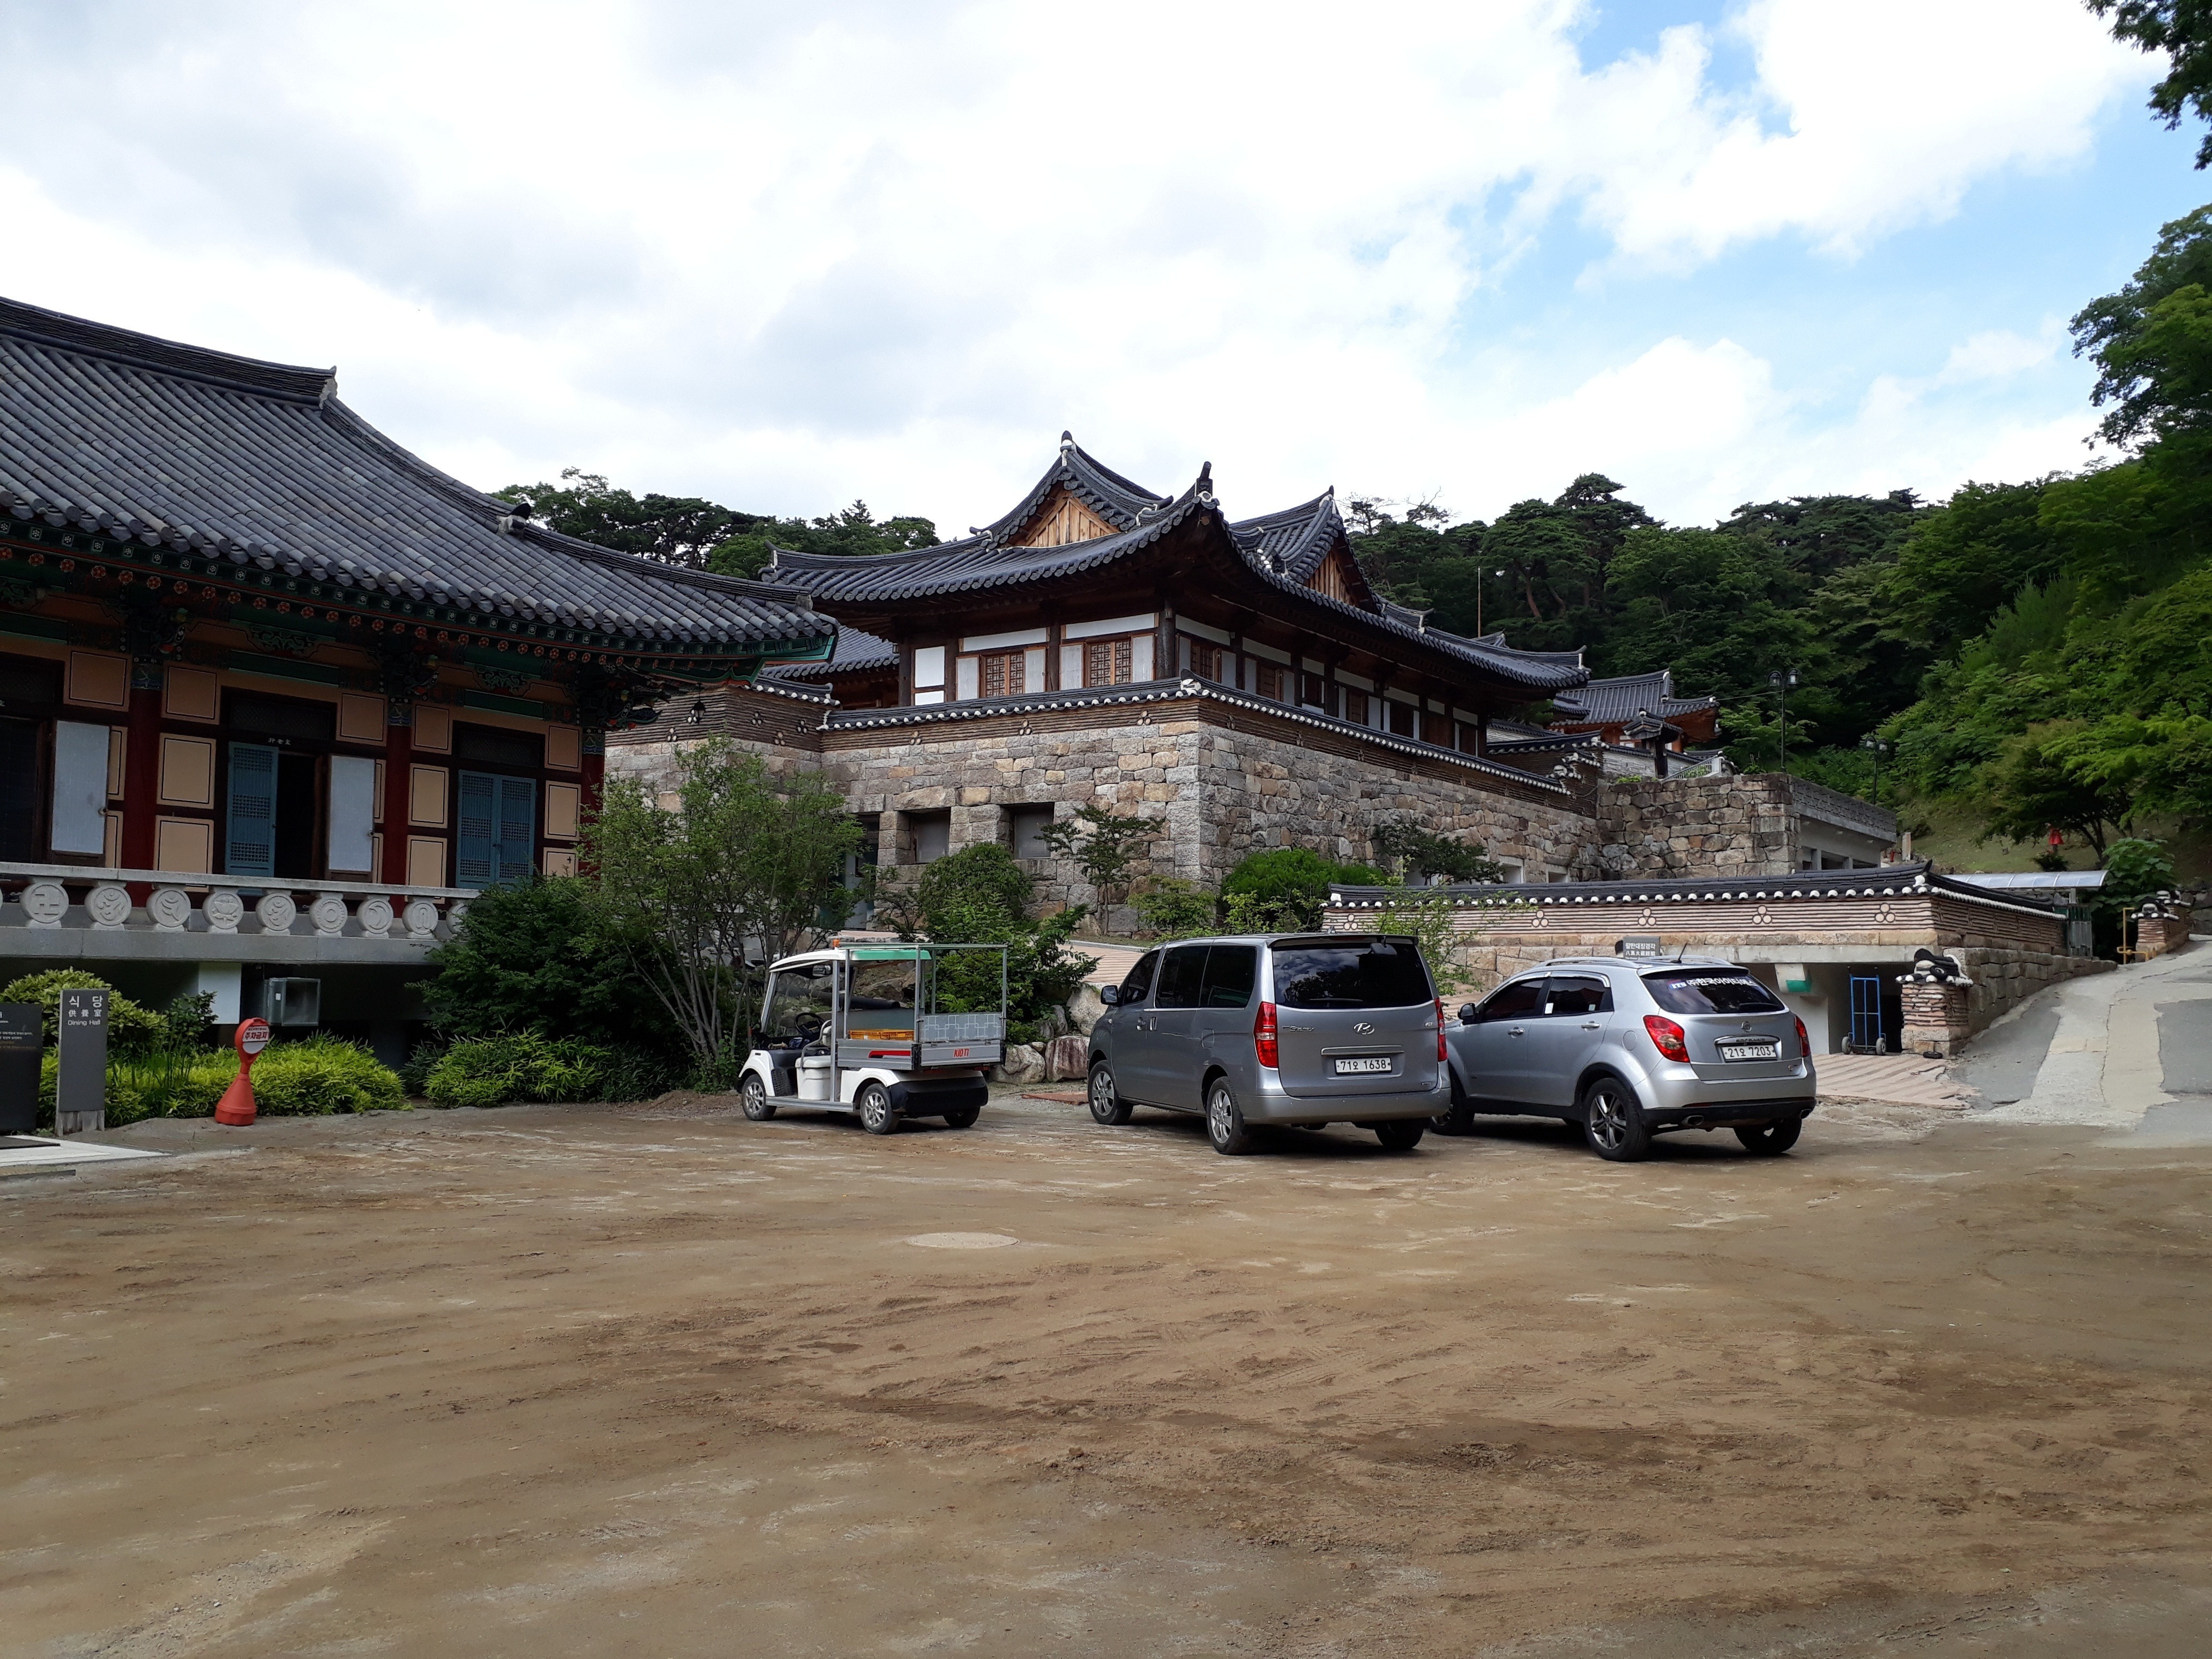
825,698 -> 1597,925
1591,774 -> 1799,878
1899,982 -> 1971,1058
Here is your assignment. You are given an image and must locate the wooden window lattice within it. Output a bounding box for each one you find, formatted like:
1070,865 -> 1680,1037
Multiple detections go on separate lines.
1083,637 -> 1133,686
981,650 -> 1026,697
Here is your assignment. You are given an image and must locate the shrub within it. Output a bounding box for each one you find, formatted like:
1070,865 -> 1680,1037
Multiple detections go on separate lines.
0,970 -> 168,1055
2102,837 -> 2178,911
421,875 -> 677,1049
909,844 -> 1099,1024
1221,850 -> 1389,931
251,1035 -> 406,1116
424,1032 -> 612,1108
1134,878 -> 1218,939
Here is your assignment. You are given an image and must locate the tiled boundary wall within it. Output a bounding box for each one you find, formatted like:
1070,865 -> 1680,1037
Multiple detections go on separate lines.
1322,884 -> 2109,1054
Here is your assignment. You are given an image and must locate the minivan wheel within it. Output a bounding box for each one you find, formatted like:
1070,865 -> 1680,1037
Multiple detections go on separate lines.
740,1074 -> 776,1121
1374,1118 -> 1425,1152
1734,1117 -> 1802,1155
1088,1061 -> 1133,1126
1206,1080 -> 1259,1156
857,1081 -> 900,1135
1581,1076 -> 1652,1162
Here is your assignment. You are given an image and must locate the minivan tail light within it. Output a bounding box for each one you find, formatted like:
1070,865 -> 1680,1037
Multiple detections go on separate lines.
1643,1014 -> 1691,1063
1435,997 -> 1447,1063
1794,1016 -> 1810,1058
1254,1000 -> 1279,1069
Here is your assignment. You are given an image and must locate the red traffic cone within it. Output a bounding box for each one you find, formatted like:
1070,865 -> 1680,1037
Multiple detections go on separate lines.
215,1018 -> 272,1127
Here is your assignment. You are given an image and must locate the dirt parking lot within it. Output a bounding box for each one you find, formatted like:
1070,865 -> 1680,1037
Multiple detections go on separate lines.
5,1090 -> 2211,1657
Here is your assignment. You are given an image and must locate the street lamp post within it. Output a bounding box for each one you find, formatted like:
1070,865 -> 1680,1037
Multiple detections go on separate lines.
1767,668 -> 1798,773
1859,735 -> 1890,803
1476,567 -> 1507,637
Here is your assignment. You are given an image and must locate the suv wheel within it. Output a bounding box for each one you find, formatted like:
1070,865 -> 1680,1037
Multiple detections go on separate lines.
1432,1072 -> 1476,1135
1373,1118 -> 1425,1152
1581,1075 -> 1652,1162
1088,1061 -> 1133,1126
740,1074 -> 776,1121
1734,1117 -> 1802,1155
1206,1079 -> 1259,1156
857,1081 -> 900,1135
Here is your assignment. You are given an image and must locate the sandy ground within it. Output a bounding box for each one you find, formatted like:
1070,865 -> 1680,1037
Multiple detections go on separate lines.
4,1088 -> 2211,1658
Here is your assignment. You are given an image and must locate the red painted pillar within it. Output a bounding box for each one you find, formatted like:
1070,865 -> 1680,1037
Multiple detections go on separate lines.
381,707 -> 413,884
581,736 -> 606,818
119,664 -> 162,876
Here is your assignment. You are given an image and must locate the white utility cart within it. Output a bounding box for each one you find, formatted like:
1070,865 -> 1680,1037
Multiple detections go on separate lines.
738,941 -> 1008,1134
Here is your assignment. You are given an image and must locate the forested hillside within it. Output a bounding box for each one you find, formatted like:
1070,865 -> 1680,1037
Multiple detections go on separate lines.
1347,205 -> 2212,870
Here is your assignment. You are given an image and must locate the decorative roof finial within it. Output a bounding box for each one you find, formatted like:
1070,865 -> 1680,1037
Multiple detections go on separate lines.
1194,460 -> 1215,507
1059,430 -> 1074,453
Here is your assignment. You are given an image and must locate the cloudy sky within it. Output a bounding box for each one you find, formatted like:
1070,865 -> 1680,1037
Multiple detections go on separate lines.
1,1 -> 2203,533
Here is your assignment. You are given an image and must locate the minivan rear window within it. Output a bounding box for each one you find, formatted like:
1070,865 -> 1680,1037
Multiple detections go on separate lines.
1641,970 -> 1787,1015
1271,939 -> 1433,1010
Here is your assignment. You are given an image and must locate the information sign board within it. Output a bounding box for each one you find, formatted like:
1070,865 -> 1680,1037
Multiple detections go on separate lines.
56,987 -> 109,1135
0,1004 -> 40,1137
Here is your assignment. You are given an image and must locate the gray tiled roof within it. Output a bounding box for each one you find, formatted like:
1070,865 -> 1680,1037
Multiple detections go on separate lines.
982,434 -> 1171,541
1329,860 -> 2059,917
768,624 -> 898,680
772,447 -> 1591,694
1550,669 -> 1717,726
0,296 -> 832,657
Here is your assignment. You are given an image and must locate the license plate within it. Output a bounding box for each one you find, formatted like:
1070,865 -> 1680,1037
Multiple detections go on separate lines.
1718,1041 -> 1780,1062
1334,1056 -> 1393,1075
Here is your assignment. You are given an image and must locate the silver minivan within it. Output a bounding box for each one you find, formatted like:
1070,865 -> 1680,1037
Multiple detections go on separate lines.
1085,933 -> 1450,1155
1440,954 -> 1817,1161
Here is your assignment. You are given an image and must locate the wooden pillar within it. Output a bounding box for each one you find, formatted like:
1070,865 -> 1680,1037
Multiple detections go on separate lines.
1157,597 -> 1178,683
119,662 -> 162,878
1044,617 -> 1063,692
380,707 -> 414,884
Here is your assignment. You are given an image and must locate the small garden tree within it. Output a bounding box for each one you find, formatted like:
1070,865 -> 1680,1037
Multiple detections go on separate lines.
1038,805 -> 1154,921
584,741 -> 860,1069
910,843 -> 1098,1032
1372,818 -> 1508,885
421,875 -> 675,1048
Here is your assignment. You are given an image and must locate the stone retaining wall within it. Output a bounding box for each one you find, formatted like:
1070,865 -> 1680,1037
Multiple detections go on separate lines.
1593,773 -> 1799,878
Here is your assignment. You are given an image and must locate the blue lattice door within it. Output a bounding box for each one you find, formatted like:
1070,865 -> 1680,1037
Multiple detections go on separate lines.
226,743 -> 278,876
1849,975 -> 1886,1052
455,771 -> 537,887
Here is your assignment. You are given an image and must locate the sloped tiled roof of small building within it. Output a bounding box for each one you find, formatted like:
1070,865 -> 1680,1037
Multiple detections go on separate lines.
0,296 -> 832,656
1549,669 -> 1717,727
982,434 -> 1172,542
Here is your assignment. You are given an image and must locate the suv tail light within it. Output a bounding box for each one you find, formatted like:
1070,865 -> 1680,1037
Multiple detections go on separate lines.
1794,1016 -> 1811,1058
1435,997 -> 1447,1063
1254,999 -> 1279,1069
1643,1014 -> 1691,1063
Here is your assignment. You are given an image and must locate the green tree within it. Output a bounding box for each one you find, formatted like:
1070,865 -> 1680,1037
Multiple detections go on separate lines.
910,843 -> 1098,1027
707,500 -> 940,580
1037,806 -> 1155,917
1221,848 -> 1387,931
583,742 -> 860,1067
1371,819 -> 1506,884
1977,722 -> 2138,860
2072,204 -> 2212,446
421,875 -> 675,1048
2088,2 -> 2212,167
498,469 -> 761,569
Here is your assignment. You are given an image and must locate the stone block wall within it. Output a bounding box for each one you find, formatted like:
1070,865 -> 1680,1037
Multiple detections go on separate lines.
1899,982 -> 1972,1058
1591,773 -> 1799,878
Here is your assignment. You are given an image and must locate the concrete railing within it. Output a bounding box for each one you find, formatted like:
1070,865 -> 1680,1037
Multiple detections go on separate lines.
0,862 -> 479,945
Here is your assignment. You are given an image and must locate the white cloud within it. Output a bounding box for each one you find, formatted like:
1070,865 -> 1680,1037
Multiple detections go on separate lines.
0,0 -> 2155,535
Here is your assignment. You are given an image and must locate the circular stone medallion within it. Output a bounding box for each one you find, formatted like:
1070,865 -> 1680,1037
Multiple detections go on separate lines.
255,891 -> 297,932
86,884 -> 132,927
148,887 -> 193,930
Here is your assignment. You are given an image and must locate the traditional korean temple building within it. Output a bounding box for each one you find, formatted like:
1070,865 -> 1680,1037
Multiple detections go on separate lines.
0,296 -> 830,1051
615,437 -> 1613,898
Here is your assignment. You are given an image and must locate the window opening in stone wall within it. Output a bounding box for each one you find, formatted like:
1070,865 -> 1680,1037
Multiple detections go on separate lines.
1084,637 -> 1133,687
980,649 -> 1026,697
1008,804 -> 1054,859
908,810 -> 950,864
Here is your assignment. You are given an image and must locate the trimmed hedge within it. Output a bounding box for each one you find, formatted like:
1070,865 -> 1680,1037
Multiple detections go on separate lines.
251,1035 -> 406,1116
422,1032 -> 684,1108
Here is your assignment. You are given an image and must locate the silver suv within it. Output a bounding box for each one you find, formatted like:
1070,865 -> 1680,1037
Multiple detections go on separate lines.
1086,933 -> 1449,1155
1439,955 -> 1817,1161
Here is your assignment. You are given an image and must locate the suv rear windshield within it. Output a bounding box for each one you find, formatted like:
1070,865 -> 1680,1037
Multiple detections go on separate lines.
1271,939 -> 1433,1010
1641,970 -> 1787,1015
